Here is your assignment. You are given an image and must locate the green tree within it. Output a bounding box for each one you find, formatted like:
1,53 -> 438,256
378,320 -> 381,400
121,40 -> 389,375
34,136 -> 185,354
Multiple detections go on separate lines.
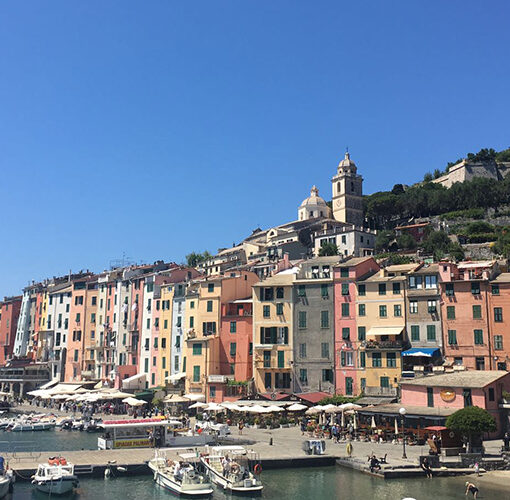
466,221 -> 494,235
448,242 -> 465,261
396,233 -> 416,250
185,251 -> 212,267
495,147 -> 510,162
422,230 -> 451,255
318,242 -> 338,256
433,168 -> 442,179
446,406 -> 496,452
423,172 -> 433,183
391,184 -> 405,195
375,230 -> 395,252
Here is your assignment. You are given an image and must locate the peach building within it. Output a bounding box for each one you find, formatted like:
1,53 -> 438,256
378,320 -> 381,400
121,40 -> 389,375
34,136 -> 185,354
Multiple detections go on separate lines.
488,273 -> 510,372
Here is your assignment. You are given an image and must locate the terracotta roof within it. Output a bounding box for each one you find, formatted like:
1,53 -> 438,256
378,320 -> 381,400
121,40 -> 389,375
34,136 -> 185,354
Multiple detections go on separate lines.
401,370 -> 509,389
491,273 -> 510,283
295,391 -> 332,404
358,403 -> 456,418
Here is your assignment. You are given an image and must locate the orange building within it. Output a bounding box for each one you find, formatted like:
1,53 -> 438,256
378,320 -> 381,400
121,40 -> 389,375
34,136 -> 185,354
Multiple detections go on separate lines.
0,296 -> 22,365
488,273 -> 510,371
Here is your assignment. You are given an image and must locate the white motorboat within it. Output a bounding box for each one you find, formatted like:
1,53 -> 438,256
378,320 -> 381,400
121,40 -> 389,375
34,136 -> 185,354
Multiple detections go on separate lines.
200,446 -> 263,494
148,451 -> 213,497
31,458 -> 79,494
11,420 -> 55,432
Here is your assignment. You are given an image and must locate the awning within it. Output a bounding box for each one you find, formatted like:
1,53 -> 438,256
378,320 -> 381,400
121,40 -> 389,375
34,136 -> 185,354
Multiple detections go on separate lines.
122,373 -> 147,390
403,348 -> 441,357
39,380 -> 59,390
165,372 -> 185,382
183,393 -> 206,402
134,390 -> 155,402
367,327 -> 403,336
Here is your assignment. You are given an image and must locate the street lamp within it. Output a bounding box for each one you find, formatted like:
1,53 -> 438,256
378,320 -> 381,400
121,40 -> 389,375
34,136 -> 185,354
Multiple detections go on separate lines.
399,407 -> 407,459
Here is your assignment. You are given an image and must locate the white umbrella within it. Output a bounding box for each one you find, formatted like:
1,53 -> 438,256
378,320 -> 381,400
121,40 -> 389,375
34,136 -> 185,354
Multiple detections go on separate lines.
305,407 -> 320,415
183,393 -> 205,402
342,403 -> 362,411
122,397 -> 145,407
371,416 -> 376,429
394,417 -> 399,435
353,413 -> 357,431
341,411 -> 345,428
267,406 -> 284,413
51,394 -> 70,400
205,402 -> 224,412
247,404 -> 271,414
287,403 -> 307,412
320,404 -> 338,413
189,401 -> 207,409
163,394 -> 190,404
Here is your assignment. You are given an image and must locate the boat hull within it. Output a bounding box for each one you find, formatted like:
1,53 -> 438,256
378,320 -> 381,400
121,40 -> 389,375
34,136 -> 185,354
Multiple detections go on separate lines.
34,476 -> 78,495
0,477 -> 10,499
200,459 -> 263,495
149,461 -> 213,498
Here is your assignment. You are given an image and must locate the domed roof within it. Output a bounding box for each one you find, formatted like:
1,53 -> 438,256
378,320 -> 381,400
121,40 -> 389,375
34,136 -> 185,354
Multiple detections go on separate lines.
300,185 -> 328,208
338,151 -> 357,171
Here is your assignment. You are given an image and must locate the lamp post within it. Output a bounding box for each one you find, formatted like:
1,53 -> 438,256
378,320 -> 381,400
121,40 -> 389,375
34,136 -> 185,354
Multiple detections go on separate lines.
399,407 -> 407,459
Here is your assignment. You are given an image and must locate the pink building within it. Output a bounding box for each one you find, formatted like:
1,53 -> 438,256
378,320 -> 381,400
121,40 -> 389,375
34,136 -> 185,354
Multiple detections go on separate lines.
401,371 -> 510,437
333,257 -> 379,396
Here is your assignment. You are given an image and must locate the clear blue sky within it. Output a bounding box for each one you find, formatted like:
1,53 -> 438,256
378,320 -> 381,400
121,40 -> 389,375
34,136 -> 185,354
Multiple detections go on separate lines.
1,1 -> 509,297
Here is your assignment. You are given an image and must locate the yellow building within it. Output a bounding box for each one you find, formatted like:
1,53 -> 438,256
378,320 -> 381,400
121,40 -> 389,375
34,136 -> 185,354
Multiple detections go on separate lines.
356,264 -> 415,395
184,272 -> 258,401
252,273 -> 295,395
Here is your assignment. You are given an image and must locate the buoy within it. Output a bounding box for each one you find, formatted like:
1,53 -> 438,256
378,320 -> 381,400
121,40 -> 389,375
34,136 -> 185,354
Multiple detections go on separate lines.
104,468 -> 111,479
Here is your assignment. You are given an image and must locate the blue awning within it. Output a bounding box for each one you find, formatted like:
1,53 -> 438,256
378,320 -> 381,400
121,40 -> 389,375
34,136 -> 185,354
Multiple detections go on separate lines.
402,347 -> 440,357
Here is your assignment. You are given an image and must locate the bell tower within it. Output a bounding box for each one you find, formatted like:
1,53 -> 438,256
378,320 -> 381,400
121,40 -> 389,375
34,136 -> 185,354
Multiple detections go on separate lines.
331,151 -> 364,226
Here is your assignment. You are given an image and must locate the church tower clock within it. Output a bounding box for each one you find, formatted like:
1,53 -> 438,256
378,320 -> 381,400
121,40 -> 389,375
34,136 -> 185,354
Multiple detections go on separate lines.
331,151 -> 364,226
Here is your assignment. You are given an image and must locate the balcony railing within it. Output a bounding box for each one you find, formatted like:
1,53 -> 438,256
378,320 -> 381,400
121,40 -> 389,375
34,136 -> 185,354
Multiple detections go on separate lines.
362,340 -> 402,350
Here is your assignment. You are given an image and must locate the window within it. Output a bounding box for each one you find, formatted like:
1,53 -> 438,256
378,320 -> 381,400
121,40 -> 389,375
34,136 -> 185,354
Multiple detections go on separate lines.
322,369 -> 333,383
154,337 -> 158,349
209,386 -> 216,398
75,313 -> 81,323
190,301 -> 195,309
476,356 -> 485,370
494,307 -> 503,322
193,366 -> 200,382
448,330 -> 457,345
299,369 -> 308,383
359,351 -> 366,368
474,329 -> 484,345
161,338 -> 166,349
358,327 -> 366,341
298,311 -> 307,328
379,305 -> 387,318
263,305 -> 270,318
358,304 -> 366,316
230,342 -> 236,356
425,275 -> 437,289
276,303 -> 284,315
342,327 -> 350,340
320,311 -> 329,328
427,325 -> 436,341
207,300 -> 213,312
409,301 -> 418,314
427,387 -> 434,408
392,283 -> 400,294
411,325 -> 420,341
471,282 -> 480,295
492,284 -> 500,295
488,387 -> 495,402
276,287 -> 284,299
208,283 -> 214,293
447,306 -> 456,319
297,285 -> 306,297
358,284 -> 366,296
394,305 -> 402,317
321,284 -> 329,297
153,356 -> 157,367
192,343 -> 202,355
264,372 -> 271,389
409,276 -> 422,289
154,318 -> 159,328
345,377 -> 353,395
277,350 -> 284,368
175,336 -> 181,348
341,303 -> 350,317
445,283 -> 454,296
263,350 -> 271,368
494,335 -> 503,350
498,362 -> 507,370
340,267 -> 349,278
380,376 -> 389,388
386,352 -> 396,368
427,300 -> 437,313
378,284 -> 386,295
341,283 -> 349,296
146,318 -> 150,329
249,342 -> 253,355
463,388 -> 472,407
189,316 -> 194,328
372,352 -> 382,367
91,296 -> 97,306
321,343 -> 329,358
299,343 -> 307,358
471,304 -> 482,319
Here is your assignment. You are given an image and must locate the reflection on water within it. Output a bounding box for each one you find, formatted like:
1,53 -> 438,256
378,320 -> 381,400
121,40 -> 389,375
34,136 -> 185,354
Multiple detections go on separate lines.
6,467 -> 508,500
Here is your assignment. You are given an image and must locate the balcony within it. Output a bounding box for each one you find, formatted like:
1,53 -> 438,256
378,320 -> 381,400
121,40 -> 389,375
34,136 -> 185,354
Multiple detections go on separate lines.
364,386 -> 398,397
362,340 -> 402,350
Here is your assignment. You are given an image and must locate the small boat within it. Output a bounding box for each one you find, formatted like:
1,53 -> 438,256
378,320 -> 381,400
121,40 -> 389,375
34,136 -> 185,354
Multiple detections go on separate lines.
148,451 -> 213,497
200,446 -> 263,494
0,457 -> 14,499
31,458 -> 79,495
11,420 -> 56,432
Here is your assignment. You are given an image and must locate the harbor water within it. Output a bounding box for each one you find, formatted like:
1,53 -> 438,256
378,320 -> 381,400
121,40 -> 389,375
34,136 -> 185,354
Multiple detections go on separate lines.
6,467 -> 509,500
0,428 -> 98,452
